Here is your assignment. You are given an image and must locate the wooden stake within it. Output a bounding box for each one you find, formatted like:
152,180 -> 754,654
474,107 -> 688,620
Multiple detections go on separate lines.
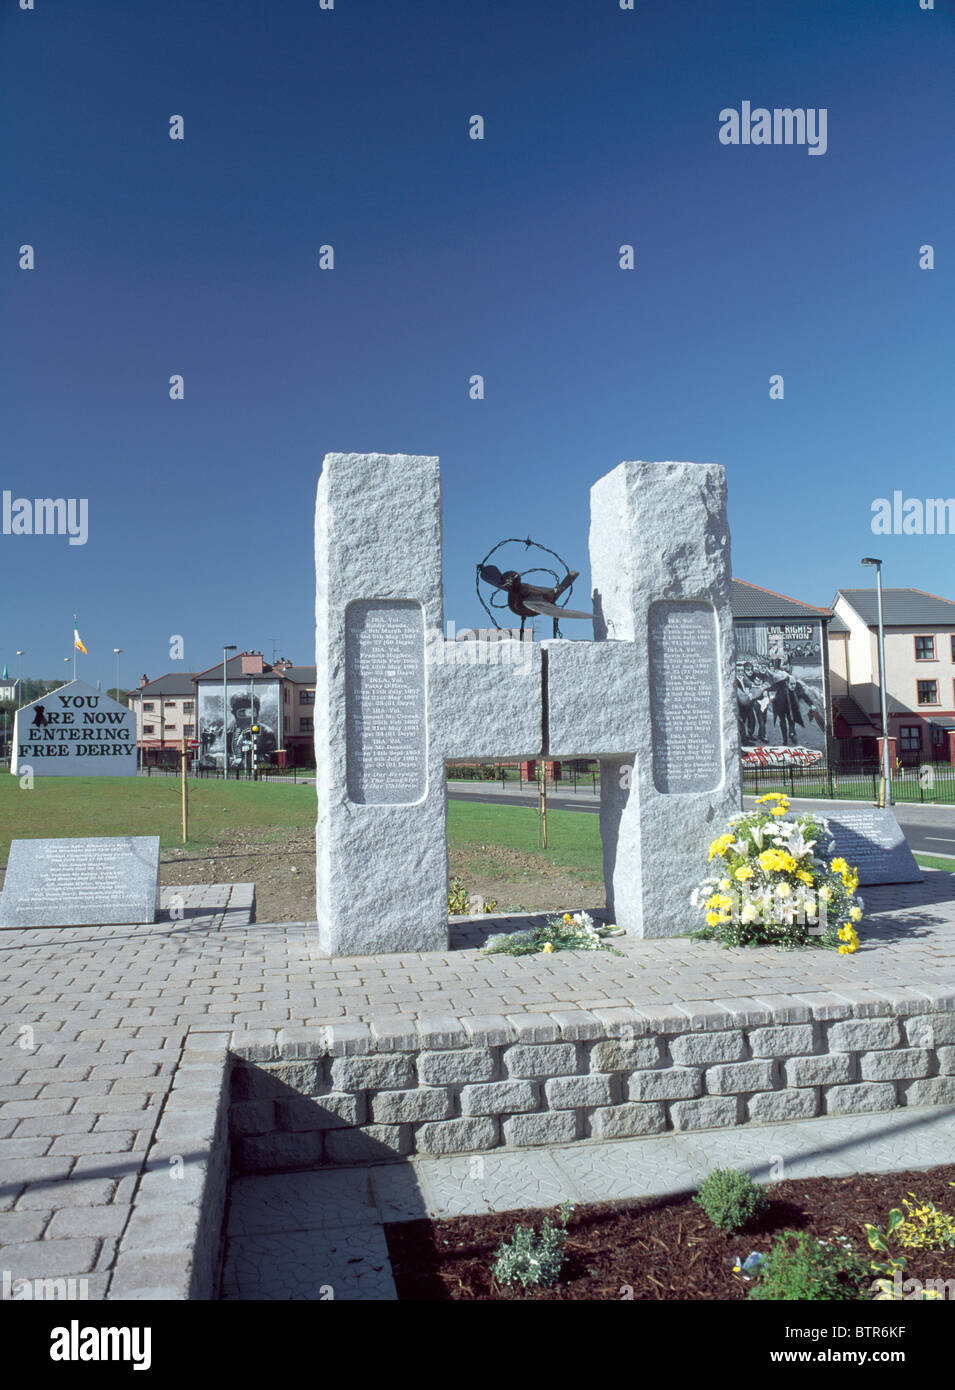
181,736 -> 188,843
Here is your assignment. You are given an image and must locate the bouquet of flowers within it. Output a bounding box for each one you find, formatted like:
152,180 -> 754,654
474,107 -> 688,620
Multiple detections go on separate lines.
482,910 -> 624,957
691,793 -> 863,951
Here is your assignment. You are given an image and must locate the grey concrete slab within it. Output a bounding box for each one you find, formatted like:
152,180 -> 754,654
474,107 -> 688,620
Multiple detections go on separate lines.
226,1170 -> 377,1237
220,1224 -> 396,1301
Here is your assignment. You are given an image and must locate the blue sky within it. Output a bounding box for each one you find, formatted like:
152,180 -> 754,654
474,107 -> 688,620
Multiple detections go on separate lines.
2,0 -> 953,689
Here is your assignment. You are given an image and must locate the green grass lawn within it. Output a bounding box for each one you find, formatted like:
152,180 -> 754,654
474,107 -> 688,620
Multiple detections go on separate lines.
913,853 -> 955,873
0,775 -> 316,862
0,777 -> 600,877
4,777 -> 945,885
446,798 -> 603,880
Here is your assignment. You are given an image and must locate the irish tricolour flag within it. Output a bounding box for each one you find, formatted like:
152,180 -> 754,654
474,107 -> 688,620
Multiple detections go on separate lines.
73,620 -> 88,655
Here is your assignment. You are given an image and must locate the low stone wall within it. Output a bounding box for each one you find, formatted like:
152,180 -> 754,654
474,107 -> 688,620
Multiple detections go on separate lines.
228,1004 -> 955,1172
109,1034 -> 233,1300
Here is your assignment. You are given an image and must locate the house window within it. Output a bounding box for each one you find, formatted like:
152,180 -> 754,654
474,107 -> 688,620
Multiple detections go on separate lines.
300,690 -> 315,705
143,724 -> 155,735
899,726 -> 922,754
300,717 -> 314,732
951,635 -> 955,662
915,636 -> 936,660
184,724 -> 195,737
183,701 -> 194,714
143,702 -> 154,711
917,680 -> 939,705
165,722 -> 176,729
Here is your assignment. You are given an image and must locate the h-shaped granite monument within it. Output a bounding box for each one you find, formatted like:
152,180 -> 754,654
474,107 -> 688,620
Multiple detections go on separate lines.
315,452 -> 741,956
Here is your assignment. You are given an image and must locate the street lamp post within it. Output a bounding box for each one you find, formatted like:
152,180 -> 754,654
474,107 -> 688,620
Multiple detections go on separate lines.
862,557 -> 892,807
16,650 -> 24,707
113,649 -> 122,703
222,645 -> 237,779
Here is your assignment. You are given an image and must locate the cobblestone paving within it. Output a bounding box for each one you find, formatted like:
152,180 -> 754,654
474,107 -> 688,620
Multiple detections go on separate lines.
1,873 -> 953,1296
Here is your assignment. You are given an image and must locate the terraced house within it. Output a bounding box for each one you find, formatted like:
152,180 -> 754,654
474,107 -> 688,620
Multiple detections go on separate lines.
829,588 -> 955,766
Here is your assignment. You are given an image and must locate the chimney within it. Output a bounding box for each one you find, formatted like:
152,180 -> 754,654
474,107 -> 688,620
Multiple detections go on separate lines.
240,651 -> 265,675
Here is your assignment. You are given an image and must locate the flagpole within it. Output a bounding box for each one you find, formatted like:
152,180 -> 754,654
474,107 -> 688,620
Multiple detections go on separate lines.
73,615 -> 77,680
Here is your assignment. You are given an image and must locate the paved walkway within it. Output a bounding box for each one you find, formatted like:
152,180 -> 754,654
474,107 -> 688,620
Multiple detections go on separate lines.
2,872 -> 954,1296
220,1105 -> 955,1299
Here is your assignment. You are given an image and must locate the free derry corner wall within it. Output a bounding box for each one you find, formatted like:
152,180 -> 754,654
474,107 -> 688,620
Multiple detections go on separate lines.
11,680 -> 138,776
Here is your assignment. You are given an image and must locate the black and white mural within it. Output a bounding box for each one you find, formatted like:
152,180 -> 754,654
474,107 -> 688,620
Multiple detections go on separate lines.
735,621 -> 827,767
197,681 -> 280,770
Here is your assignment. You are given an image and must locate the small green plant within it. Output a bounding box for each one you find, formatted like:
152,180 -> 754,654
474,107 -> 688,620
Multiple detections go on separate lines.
447,876 -> 497,915
864,1194 -> 955,1297
694,1169 -> 769,1232
448,877 -> 470,914
747,1231 -> 870,1301
492,1201 -> 573,1290
894,1194 -> 955,1251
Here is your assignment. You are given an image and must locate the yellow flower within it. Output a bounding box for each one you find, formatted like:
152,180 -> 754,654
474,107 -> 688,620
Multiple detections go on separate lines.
705,911 -> 720,926
718,878 -> 731,890
830,857 -> 849,876
796,870 -> 814,885
542,942 -> 554,954
734,866 -> 754,881
838,944 -> 851,955
849,907 -> 863,922
563,914 -> 573,924
755,792 -> 790,808
757,848 -> 797,875
708,834 -> 734,861
819,886 -> 832,902
770,805 -> 788,817
776,882 -> 791,898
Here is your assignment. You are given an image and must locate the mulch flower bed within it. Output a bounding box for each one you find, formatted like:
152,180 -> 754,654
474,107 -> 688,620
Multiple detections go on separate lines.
385,1164 -> 955,1300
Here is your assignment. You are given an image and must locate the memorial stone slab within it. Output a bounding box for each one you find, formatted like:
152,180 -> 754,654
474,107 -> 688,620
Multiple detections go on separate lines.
823,809 -> 922,886
315,453 -> 542,955
0,836 -> 160,928
11,680 -> 138,778
315,452 -> 742,954
545,461 -> 742,937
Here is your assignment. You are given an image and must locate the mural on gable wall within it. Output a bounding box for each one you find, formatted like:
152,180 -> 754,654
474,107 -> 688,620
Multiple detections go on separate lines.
197,682 -> 279,770
735,621 -> 827,767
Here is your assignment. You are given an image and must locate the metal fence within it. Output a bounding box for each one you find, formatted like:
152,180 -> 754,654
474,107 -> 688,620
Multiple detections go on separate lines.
742,760 -> 955,805
138,765 -> 315,783
448,762 -> 600,794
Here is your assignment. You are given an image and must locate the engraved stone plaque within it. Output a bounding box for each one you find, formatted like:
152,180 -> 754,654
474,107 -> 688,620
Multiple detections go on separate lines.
824,809 -> 922,885
648,600 -> 722,794
345,600 -> 427,805
0,836 -> 160,928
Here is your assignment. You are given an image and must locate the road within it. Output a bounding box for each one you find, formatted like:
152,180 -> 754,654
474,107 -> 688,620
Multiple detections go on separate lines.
446,782 -> 955,856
